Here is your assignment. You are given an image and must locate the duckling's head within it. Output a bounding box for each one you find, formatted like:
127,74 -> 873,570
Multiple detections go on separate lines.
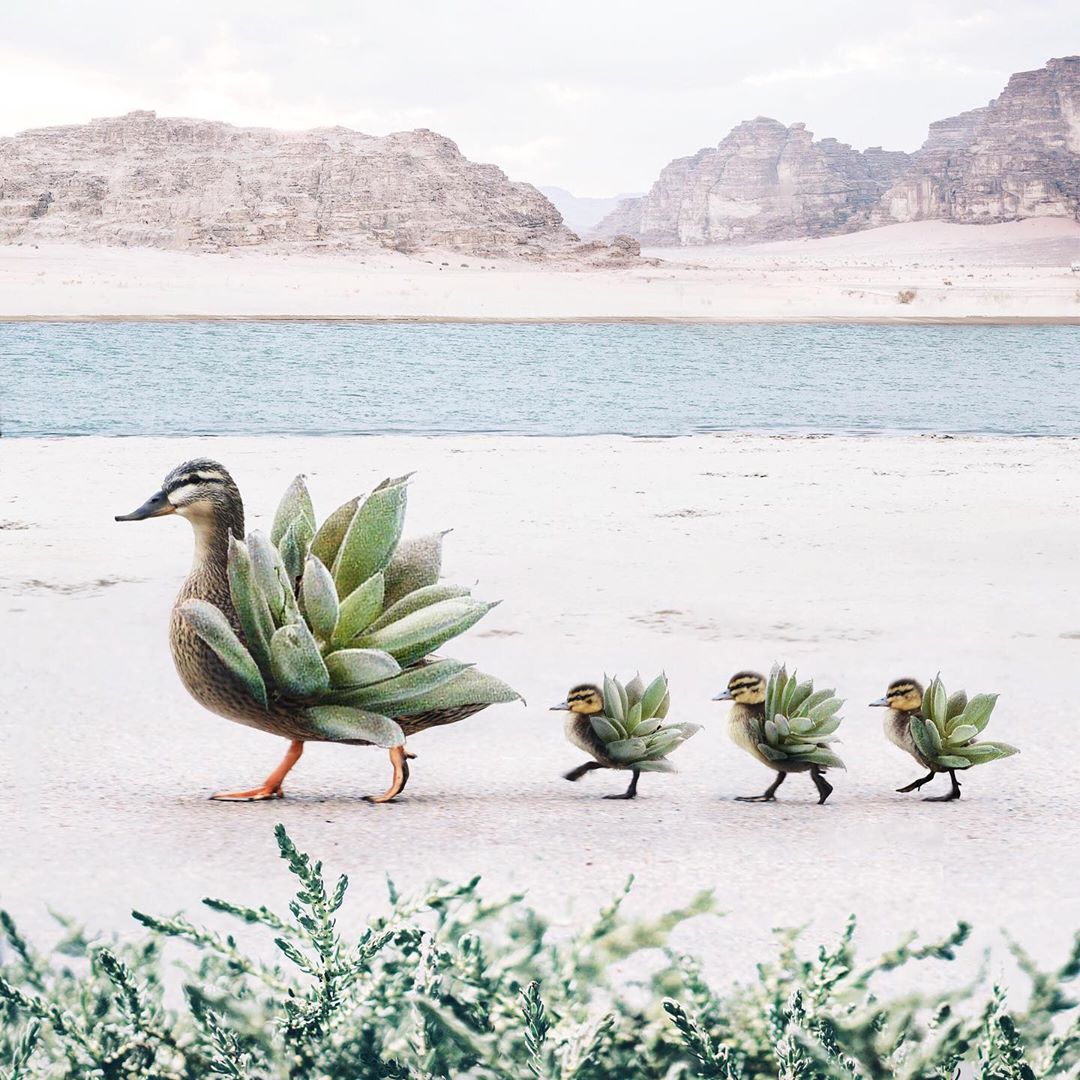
869,678 -> 924,712
713,671 -> 766,705
551,684 -> 605,715
116,459 -> 242,528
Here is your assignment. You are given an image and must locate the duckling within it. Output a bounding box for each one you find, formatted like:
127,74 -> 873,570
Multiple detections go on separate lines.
116,459 -> 518,802
713,670 -> 840,804
869,679 -> 949,798
870,676 -> 1018,802
552,684 -> 640,799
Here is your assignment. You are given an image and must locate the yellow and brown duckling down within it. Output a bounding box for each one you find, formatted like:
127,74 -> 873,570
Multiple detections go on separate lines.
116,458 -> 519,802
870,676 -> 1019,802
713,669 -> 843,805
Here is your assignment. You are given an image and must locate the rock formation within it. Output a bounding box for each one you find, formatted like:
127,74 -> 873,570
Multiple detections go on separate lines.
0,111 -> 578,257
596,56 -> 1080,245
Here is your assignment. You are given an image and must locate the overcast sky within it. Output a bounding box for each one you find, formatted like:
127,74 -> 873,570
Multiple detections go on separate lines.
0,1 -> 1075,194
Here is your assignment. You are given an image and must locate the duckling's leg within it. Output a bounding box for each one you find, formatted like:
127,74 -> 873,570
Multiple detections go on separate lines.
604,770 -> 641,800
810,766 -> 833,805
924,769 -> 962,802
210,740 -> 304,801
364,746 -> 417,804
896,770 -> 936,793
564,761 -> 605,782
735,771 -> 786,802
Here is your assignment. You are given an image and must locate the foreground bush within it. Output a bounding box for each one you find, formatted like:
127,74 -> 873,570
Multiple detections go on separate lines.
2,827 -> 1077,1078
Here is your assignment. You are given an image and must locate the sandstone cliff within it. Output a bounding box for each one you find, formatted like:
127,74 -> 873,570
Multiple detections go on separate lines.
596,56 -> 1080,245
0,111 -> 578,257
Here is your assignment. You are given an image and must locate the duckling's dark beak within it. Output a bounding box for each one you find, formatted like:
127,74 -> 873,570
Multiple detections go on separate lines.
550,701 -> 571,711
115,489 -> 174,521
868,696 -> 889,707
712,689 -> 734,701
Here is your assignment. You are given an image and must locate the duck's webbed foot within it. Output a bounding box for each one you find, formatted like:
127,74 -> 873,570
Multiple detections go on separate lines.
564,761 -> 605,783
811,765 -> 833,805
211,740 -> 304,802
924,769 -> 962,802
897,770 -> 936,794
603,770 -> 640,800
735,771 -> 786,802
364,746 -> 417,804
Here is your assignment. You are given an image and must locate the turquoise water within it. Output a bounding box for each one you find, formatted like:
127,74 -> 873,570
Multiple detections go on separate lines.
1,321 -> 1078,436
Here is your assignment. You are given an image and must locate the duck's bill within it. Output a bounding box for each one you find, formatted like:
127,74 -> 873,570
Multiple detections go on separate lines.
115,489 -> 174,521
712,689 -> 733,701
550,701 -> 571,711
868,696 -> 889,707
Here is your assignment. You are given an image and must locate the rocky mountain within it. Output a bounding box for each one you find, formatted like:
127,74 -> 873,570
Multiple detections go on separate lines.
0,111 -> 578,257
596,56 -> 1080,245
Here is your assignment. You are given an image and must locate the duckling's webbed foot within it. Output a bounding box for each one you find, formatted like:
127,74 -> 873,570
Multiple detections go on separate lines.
211,740 -> 304,802
897,770 -> 936,793
364,746 -> 415,804
564,761 -> 604,783
603,770 -> 640,800
810,765 -> 833,805
736,771 -> 786,802
923,769 -> 962,802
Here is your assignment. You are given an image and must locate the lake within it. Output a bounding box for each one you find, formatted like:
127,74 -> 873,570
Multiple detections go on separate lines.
2,321 -> 1078,436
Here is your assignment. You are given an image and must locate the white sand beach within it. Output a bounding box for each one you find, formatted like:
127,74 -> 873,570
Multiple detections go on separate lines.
2,219 -> 1079,322
1,434 -> 1077,982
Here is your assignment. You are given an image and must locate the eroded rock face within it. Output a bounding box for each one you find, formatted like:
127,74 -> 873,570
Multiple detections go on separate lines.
0,111 -> 577,256
883,56 -> 1080,224
596,118 -> 910,244
597,56 -> 1080,244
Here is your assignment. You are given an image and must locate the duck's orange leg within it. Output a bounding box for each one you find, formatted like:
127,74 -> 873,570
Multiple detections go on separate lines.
211,741 -> 304,801
364,746 -> 417,804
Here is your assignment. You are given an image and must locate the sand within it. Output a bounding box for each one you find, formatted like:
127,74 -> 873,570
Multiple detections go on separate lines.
1,219 -> 1079,322
2,433 -> 1077,985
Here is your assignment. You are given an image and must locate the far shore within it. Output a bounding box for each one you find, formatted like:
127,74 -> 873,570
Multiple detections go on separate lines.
2,218 -> 1079,322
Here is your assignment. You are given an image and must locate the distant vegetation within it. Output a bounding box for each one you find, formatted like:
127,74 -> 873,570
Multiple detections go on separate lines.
2,825 -> 1076,1078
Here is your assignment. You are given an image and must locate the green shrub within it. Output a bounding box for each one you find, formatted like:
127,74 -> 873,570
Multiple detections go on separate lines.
2,826 -> 1077,1078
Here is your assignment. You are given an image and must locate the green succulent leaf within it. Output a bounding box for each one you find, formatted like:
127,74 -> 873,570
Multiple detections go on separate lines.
934,755 -> 973,770
333,481 -> 408,599
381,668 -> 522,718
269,623 -> 330,699
364,582 -> 471,635
382,531 -> 449,608
300,555 -> 339,643
248,530 -> 287,624
757,743 -> 789,762
640,674 -> 668,720
764,720 -> 781,747
636,759 -> 677,773
309,496 -> 359,571
332,573 -> 386,648
959,693 -> 998,734
805,748 -> 846,769
325,649 -> 401,689
946,690 -> 969,722
909,716 -> 936,761
331,658 -> 473,709
304,705 -> 404,748
590,715 -> 623,743
176,599 -> 267,709
270,475 -> 315,547
624,702 -> 643,735
923,676 -> 948,728
603,675 -> 625,724
226,534 -> 274,675
606,738 -> 648,763
654,689 -> 671,720
623,674 -> 646,708
948,724 -> 979,745
355,598 -> 495,668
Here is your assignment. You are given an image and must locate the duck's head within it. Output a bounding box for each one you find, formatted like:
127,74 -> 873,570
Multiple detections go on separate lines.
712,671 -> 766,705
870,678 -> 924,712
551,684 -> 605,715
116,459 -> 243,531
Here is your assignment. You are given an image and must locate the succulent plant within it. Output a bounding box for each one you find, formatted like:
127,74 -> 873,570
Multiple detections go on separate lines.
177,473 -> 519,749
911,675 -> 1019,770
589,673 -> 699,771
755,664 -> 846,770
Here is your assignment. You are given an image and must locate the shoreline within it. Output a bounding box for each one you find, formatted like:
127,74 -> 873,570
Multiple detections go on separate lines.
5,313 -> 1080,325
